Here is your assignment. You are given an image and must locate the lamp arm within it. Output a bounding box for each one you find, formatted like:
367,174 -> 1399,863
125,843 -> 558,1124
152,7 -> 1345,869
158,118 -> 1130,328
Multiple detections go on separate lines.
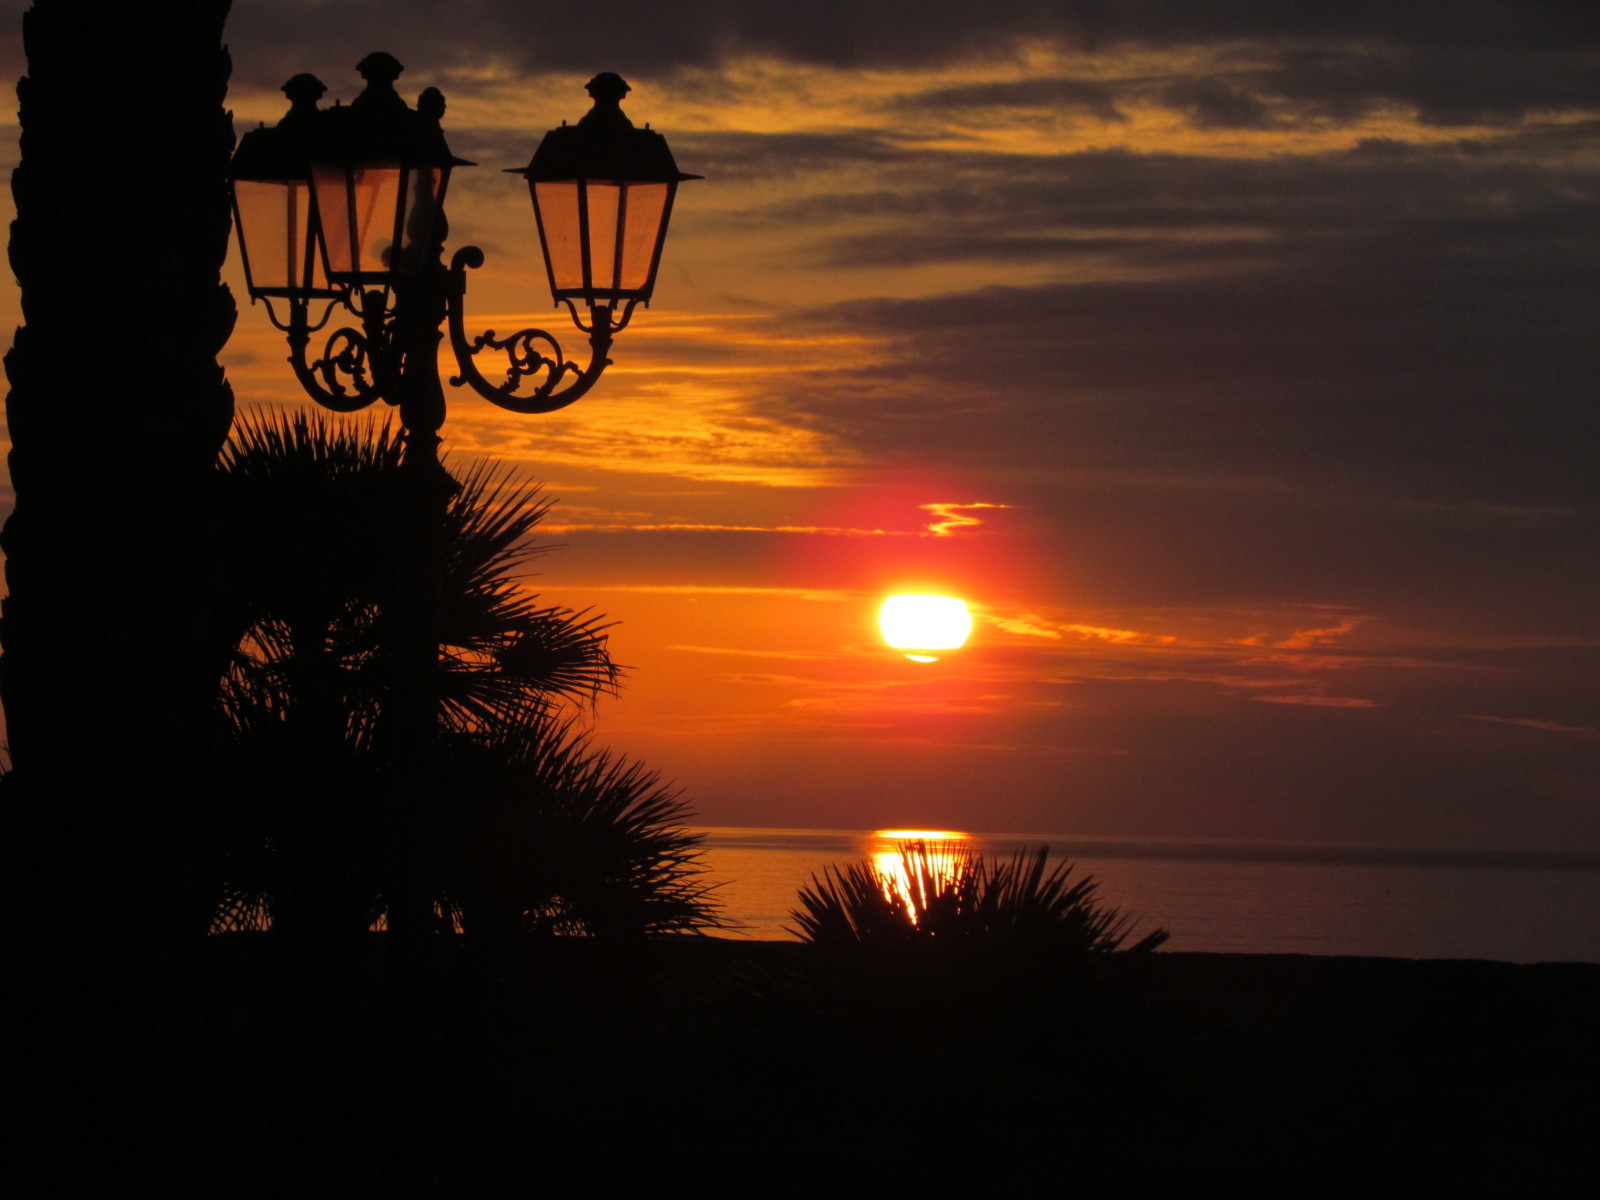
445,246 -> 614,415
285,291 -> 392,412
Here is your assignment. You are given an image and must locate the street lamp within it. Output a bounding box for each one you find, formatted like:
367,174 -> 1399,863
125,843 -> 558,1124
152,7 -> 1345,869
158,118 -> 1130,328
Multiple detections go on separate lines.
229,52 -> 697,454
227,53 -> 697,938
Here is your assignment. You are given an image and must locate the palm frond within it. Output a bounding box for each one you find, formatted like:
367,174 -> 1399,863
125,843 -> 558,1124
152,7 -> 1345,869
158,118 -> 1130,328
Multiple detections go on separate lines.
444,457 -> 559,593
791,860 -> 918,945
214,406 -> 619,744
208,888 -> 271,934
443,704 -> 724,939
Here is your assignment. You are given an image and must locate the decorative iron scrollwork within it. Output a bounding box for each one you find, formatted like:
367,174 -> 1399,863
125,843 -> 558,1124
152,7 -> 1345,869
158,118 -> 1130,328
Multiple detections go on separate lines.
288,324 -> 387,412
315,328 -> 373,396
453,327 -> 583,399
445,247 -> 613,415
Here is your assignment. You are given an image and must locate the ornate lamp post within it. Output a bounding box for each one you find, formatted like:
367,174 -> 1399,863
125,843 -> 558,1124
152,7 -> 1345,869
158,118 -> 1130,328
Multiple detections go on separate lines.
230,52 -> 696,468
227,53 -> 696,937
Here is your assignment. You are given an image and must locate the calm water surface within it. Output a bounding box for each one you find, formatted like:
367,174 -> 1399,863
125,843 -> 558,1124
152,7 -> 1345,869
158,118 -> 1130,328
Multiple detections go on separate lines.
693,826 -> 1600,964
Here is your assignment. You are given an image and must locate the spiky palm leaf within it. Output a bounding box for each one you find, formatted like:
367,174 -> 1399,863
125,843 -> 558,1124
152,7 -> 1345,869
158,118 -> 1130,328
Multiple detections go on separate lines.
973,846 -> 1170,954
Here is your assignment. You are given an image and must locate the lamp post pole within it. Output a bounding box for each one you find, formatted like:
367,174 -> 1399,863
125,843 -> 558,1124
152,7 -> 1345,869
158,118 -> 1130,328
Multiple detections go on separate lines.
384,207 -> 453,944
228,53 -> 696,941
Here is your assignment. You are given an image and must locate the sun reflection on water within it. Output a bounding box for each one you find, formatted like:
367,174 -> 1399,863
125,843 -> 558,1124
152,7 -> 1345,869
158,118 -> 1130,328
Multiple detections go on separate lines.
870,829 -> 971,921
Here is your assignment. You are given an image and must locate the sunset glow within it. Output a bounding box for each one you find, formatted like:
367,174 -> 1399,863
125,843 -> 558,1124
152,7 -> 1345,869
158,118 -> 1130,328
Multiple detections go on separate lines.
0,4 -> 1594,854
3,10 -> 1596,1194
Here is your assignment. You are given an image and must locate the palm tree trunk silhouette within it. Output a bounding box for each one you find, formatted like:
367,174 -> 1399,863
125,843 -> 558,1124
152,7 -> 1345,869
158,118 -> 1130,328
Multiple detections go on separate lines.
1,0 -> 236,986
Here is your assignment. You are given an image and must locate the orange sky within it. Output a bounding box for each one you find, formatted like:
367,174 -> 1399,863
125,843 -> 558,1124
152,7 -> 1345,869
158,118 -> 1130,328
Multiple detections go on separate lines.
3,3 -> 1597,849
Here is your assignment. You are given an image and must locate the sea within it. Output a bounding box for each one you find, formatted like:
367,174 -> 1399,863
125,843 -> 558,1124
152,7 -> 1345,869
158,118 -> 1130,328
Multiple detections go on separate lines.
692,826 -> 1600,964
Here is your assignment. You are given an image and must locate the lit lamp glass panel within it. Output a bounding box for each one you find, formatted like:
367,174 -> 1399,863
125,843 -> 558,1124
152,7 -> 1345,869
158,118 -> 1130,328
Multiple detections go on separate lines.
312,162 -> 403,282
533,180 -> 584,293
533,179 -> 672,302
235,178 -> 336,298
585,182 -> 622,293
616,182 -> 669,292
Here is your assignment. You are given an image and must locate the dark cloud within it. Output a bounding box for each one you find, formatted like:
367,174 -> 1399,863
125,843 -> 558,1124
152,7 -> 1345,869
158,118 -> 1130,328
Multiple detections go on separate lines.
1160,77 -> 1277,130
6,3 -> 1593,141
734,133 -> 1599,247
890,77 -> 1126,122
660,131 -> 909,183
817,232 -> 1169,267
186,1 -> 1600,93
215,0 -> 1073,86
803,235 -> 1598,501
1254,45 -> 1600,126
724,130 -> 1599,626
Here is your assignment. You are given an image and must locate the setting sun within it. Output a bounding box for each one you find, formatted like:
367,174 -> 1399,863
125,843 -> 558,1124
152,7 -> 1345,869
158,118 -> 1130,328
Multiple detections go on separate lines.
878,594 -> 972,661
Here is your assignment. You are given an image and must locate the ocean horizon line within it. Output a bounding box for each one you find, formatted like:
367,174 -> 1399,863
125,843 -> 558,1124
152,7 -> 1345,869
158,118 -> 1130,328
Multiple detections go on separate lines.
691,824 -> 1600,873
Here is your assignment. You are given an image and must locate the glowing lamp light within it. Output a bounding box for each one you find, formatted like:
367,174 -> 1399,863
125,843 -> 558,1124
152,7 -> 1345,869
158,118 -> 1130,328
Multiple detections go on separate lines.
306,54 -> 469,286
511,72 -> 700,315
878,594 -> 972,662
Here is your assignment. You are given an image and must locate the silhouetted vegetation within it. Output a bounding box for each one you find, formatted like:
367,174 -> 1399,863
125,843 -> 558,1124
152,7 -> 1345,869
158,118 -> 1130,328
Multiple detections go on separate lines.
212,410 -> 618,741
3,6 -> 241,1189
205,410 -> 719,940
1,0 -> 237,981
792,840 -> 1168,954
440,701 -> 721,938
753,842 -> 1177,1181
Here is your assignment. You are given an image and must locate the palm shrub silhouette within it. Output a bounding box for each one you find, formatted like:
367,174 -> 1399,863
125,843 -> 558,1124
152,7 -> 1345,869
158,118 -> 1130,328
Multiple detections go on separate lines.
791,841 -> 1167,955
442,702 -> 720,938
785,842 -> 1169,1121
212,410 -> 618,745
206,410 -> 717,939
783,849 -> 1175,1178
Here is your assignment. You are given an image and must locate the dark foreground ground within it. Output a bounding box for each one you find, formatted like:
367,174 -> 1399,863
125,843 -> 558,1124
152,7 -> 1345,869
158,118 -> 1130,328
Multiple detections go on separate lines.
15,938 -> 1596,1196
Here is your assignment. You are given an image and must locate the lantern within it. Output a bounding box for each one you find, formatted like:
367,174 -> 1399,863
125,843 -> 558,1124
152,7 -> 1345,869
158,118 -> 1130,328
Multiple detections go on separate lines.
511,73 -> 699,314
307,53 -> 471,286
228,52 -> 697,418
228,75 -> 340,317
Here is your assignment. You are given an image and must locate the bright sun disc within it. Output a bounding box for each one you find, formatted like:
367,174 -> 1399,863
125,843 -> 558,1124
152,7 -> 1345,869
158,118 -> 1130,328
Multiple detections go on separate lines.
878,594 -> 973,653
